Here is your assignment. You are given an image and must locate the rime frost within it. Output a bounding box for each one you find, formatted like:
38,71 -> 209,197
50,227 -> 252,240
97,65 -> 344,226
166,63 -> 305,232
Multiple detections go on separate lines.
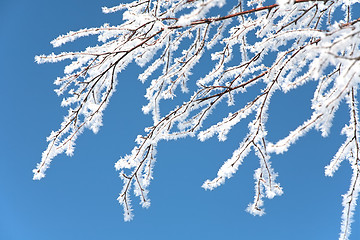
35,1 -> 360,239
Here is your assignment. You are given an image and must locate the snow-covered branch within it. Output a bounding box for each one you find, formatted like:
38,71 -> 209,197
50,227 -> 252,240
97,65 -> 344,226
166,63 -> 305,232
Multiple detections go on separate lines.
35,1 -> 360,238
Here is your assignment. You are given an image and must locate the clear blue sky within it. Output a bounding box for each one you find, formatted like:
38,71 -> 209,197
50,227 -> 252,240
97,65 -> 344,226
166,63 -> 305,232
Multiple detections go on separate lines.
1,1 -> 359,239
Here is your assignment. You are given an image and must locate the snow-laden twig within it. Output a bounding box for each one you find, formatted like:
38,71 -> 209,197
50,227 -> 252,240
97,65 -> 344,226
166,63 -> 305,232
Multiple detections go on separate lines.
35,1 -> 360,238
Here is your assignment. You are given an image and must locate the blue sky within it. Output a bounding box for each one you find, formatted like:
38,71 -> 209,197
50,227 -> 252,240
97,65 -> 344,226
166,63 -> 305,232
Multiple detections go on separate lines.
1,0 -> 360,239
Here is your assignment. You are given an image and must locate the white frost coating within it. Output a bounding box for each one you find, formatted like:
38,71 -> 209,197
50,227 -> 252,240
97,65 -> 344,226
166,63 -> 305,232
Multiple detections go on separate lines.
277,0 -> 295,9
36,1 -> 360,238
102,4 -> 126,14
202,135 -> 253,190
177,0 -> 226,26
268,113 -> 323,154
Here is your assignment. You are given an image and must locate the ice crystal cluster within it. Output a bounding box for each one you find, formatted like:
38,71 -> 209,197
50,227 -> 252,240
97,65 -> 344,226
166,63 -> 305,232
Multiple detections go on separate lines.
35,0 -> 360,239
